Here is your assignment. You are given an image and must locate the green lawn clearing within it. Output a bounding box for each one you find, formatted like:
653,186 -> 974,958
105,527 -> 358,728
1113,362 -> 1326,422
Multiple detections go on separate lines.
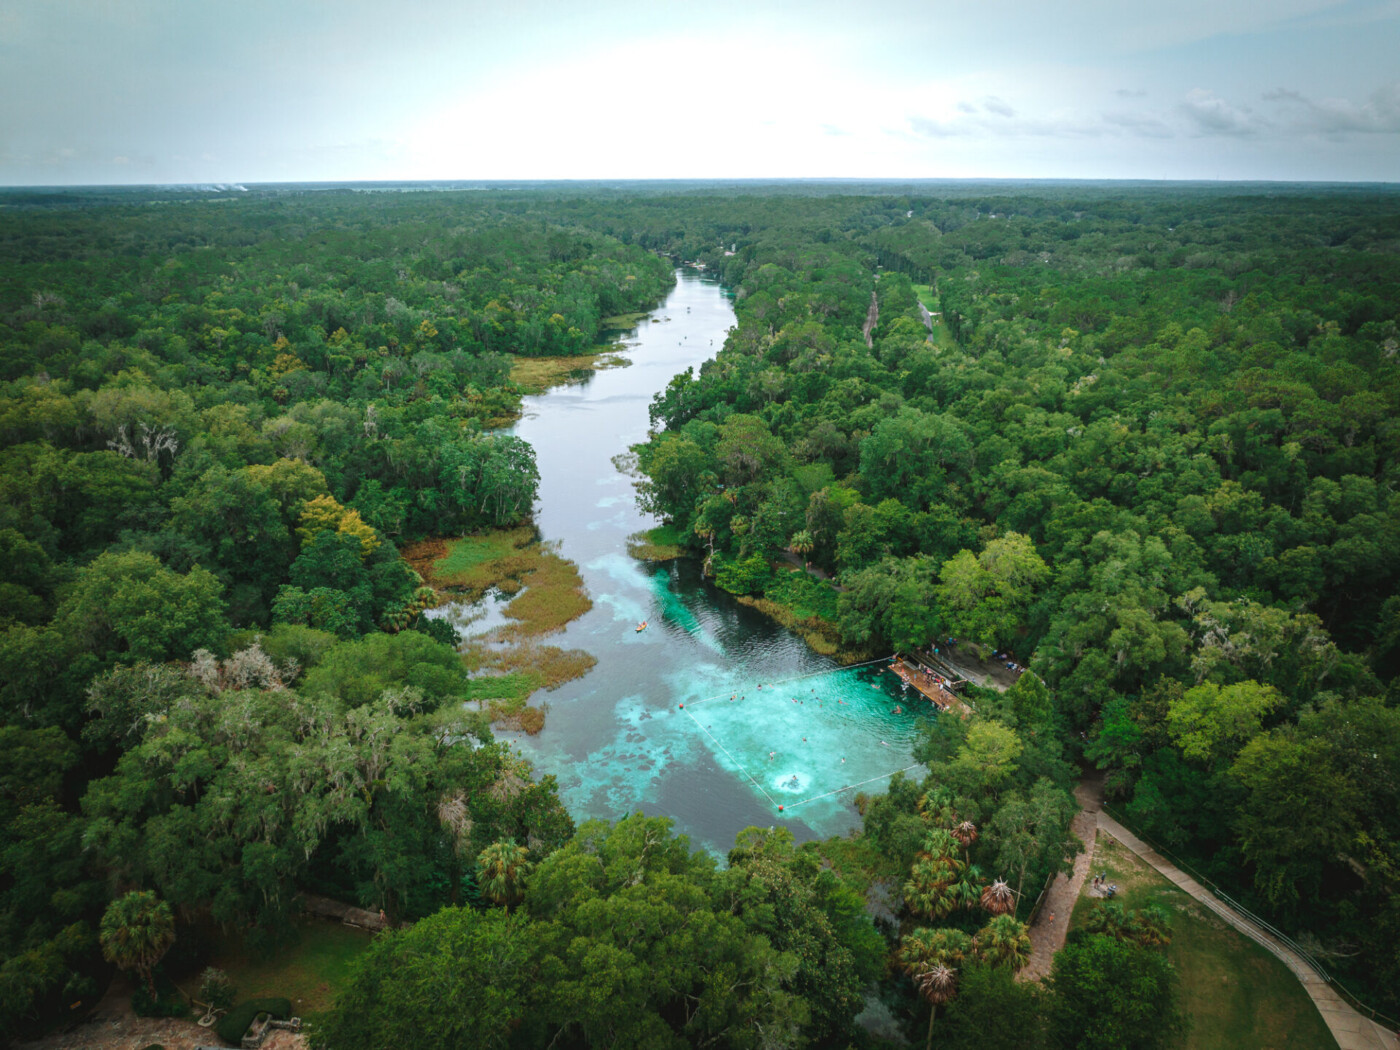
1071,835 -> 1338,1050
183,920 -> 373,1022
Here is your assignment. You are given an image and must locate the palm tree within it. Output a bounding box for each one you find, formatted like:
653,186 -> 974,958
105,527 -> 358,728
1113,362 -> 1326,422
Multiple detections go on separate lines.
974,914 -> 1033,972
951,819 -> 979,865
99,890 -> 176,997
980,877 -> 1016,916
904,856 -> 959,921
921,827 -> 960,862
914,966 -> 957,1050
1131,905 -> 1173,949
916,789 -> 958,829
787,529 -> 814,569
951,863 -> 986,912
1084,900 -> 1132,941
900,929 -> 966,1050
476,840 -> 532,909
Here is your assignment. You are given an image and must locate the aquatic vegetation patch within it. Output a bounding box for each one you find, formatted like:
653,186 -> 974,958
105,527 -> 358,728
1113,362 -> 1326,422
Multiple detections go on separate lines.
498,549 -> 593,638
599,311 -> 649,329
465,641 -> 597,737
414,529 -> 596,733
626,524 -> 687,561
510,350 -> 631,395
415,527 -> 537,595
495,643 -> 598,692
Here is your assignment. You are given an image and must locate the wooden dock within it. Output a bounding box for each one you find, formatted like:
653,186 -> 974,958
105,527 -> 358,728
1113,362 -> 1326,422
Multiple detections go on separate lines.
887,656 -> 970,716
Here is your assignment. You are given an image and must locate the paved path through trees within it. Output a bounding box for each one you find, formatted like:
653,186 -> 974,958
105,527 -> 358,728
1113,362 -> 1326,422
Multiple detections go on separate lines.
1019,778 -> 1399,1050
1094,804 -> 1399,1050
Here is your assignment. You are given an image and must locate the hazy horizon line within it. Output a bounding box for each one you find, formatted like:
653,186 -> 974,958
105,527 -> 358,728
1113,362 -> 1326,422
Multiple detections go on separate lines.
3,175 -> 1397,192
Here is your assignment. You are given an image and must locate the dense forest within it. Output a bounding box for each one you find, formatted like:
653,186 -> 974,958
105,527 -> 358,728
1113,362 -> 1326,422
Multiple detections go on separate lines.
1,183 -> 1397,1049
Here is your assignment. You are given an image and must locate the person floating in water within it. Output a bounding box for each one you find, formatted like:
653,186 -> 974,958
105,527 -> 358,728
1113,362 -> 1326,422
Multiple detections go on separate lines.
893,705 -> 903,714
788,775 -> 799,787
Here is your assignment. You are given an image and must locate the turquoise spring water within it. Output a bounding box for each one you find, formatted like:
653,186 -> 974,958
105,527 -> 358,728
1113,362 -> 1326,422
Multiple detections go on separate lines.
434,271 -> 935,856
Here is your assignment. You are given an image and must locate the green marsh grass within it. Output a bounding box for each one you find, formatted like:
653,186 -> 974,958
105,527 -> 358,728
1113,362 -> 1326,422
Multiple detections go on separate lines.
627,524 -> 688,561
413,530 -> 596,734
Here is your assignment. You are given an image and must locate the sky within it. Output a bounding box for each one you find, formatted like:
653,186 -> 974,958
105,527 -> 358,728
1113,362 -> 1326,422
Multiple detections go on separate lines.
2,0 -> 1398,185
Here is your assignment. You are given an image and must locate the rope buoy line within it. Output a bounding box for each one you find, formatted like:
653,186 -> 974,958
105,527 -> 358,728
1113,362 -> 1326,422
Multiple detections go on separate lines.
677,704 -> 780,809
675,652 -> 920,813
682,655 -> 895,708
782,764 -> 924,811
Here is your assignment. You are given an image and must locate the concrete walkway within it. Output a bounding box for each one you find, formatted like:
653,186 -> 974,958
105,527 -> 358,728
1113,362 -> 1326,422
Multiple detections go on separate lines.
1090,798 -> 1399,1050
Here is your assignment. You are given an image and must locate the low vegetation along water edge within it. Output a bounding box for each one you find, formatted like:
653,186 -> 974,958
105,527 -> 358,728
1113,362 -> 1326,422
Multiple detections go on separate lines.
405,528 -> 596,733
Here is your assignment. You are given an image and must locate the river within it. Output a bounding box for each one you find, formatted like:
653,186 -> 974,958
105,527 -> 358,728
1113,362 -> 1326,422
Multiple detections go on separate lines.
444,269 -> 925,856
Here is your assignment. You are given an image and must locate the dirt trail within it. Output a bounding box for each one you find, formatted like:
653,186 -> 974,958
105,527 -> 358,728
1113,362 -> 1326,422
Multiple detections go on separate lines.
1017,777 -> 1101,982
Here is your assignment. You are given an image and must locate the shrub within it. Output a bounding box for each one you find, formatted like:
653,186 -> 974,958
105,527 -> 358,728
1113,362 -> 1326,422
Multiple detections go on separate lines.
215,997 -> 292,1045
131,973 -> 187,1018
714,552 -> 773,595
198,966 -> 237,1012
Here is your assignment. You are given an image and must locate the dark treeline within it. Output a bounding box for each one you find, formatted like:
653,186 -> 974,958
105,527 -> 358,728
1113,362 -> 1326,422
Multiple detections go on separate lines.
1,183 -> 1397,1048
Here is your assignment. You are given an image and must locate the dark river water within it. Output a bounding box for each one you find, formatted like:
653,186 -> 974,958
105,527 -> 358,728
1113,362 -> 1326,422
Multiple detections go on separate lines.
437,269 -> 924,856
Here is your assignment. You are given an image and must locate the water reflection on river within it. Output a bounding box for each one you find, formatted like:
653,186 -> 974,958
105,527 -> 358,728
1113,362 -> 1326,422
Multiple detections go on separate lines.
451,270 -> 925,855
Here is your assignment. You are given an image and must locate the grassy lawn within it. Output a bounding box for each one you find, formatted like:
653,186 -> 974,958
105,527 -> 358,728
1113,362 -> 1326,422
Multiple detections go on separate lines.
1071,836 -> 1338,1050
182,920 -> 373,1021
910,282 -> 958,350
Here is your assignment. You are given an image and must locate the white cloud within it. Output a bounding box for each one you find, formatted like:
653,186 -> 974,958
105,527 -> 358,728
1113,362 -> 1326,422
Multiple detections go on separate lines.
1179,89 -> 1267,137
1264,82 -> 1400,134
